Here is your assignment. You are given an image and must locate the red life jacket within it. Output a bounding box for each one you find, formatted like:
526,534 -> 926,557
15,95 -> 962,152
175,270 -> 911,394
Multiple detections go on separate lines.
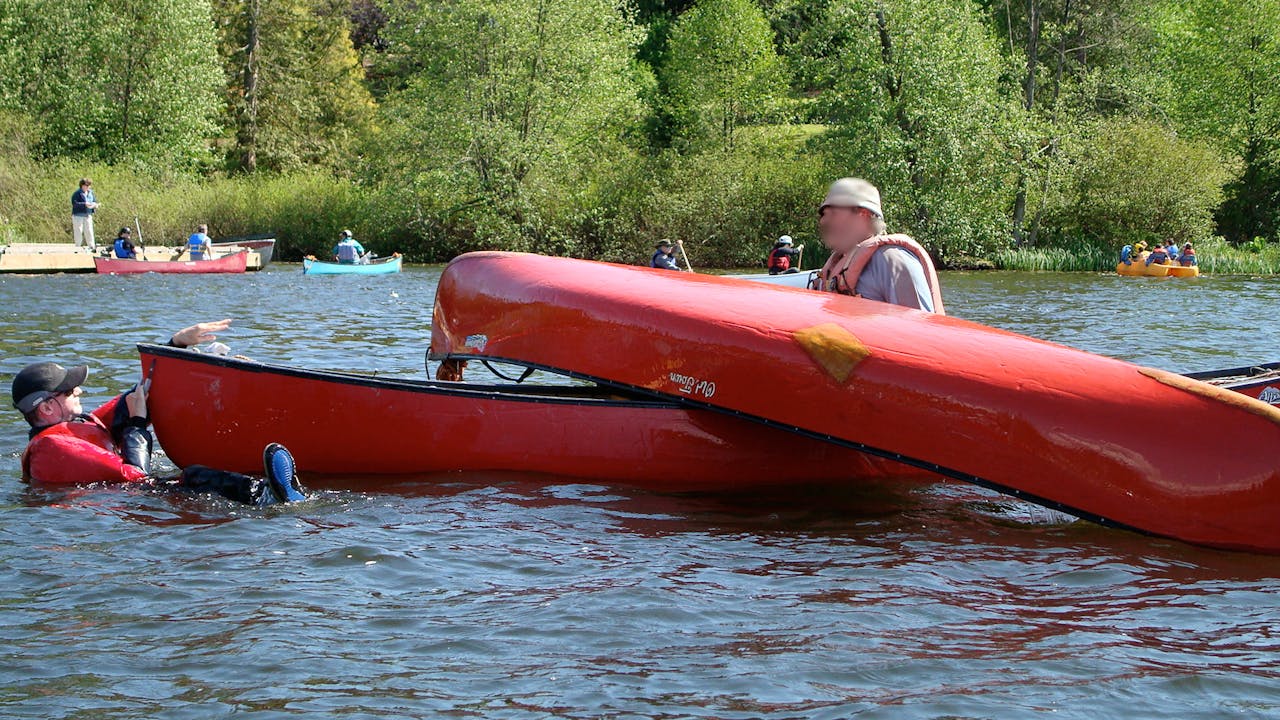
768,248 -> 791,272
21,396 -> 149,485
812,234 -> 946,315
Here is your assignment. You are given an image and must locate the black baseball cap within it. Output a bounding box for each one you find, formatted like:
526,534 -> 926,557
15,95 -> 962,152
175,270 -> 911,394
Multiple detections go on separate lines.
11,362 -> 87,413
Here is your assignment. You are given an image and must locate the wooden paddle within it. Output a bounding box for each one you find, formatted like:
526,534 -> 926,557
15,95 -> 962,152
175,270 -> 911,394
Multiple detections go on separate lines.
677,240 -> 693,272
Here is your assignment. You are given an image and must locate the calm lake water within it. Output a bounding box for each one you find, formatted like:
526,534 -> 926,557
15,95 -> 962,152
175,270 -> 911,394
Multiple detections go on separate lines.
2,264 -> 1278,719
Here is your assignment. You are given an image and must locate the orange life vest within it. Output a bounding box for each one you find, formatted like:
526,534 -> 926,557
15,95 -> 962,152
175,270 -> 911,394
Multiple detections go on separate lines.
811,234 -> 945,315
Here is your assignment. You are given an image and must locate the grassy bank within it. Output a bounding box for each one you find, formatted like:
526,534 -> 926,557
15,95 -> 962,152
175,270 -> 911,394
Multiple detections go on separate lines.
0,161 -> 391,261
7,154 -> 1280,272
994,237 -> 1280,274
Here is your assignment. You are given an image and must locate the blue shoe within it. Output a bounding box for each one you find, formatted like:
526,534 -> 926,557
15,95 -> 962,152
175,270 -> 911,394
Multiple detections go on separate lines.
263,443 -> 306,502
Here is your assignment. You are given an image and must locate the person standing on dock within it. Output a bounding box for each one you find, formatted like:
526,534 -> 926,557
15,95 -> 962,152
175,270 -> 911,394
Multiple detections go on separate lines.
70,178 -> 98,249
650,239 -> 684,271
187,224 -> 212,260
333,230 -> 366,264
10,320 -> 306,506
810,178 -> 944,314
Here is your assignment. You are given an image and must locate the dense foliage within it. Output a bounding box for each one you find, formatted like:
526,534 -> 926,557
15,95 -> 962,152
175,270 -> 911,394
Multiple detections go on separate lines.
1,0 -> 1277,266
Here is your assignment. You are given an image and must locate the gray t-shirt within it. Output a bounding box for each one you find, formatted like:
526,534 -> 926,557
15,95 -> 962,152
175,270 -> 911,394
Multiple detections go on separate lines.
853,246 -> 934,312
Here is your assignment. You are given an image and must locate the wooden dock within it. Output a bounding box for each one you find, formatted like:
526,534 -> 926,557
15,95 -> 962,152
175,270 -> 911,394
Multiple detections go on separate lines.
0,244 -> 264,273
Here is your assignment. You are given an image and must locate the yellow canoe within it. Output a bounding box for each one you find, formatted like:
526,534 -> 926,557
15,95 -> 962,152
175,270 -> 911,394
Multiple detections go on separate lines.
1117,252 -> 1199,278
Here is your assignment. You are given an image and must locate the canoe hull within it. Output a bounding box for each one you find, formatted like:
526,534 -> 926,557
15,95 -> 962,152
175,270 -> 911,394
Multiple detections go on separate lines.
1116,260 -> 1199,277
303,256 -> 401,275
95,251 -> 248,274
138,344 -> 909,488
212,237 -> 275,266
430,252 -> 1280,553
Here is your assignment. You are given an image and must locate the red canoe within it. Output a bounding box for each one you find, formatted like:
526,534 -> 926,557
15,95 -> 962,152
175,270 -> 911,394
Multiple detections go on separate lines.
138,343 -> 912,488
1188,361 -> 1280,406
95,250 -> 248,274
429,251 -> 1280,553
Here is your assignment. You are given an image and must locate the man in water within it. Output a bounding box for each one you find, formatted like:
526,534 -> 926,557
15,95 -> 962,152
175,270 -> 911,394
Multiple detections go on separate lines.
810,177 -> 944,314
12,319 -> 304,505
650,239 -> 683,271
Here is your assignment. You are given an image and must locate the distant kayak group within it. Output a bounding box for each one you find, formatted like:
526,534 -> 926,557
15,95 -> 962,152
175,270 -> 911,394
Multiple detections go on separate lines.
1117,240 -> 1199,277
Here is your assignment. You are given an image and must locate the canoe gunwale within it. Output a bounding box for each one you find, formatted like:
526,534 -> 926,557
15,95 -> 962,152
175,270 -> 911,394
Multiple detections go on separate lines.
429,349 -> 1135,536
140,343 -> 677,409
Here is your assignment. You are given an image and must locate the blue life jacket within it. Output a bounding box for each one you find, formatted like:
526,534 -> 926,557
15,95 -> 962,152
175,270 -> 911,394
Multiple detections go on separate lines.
1120,245 -> 1133,264
113,238 -> 131,258
336,240 -> 359,263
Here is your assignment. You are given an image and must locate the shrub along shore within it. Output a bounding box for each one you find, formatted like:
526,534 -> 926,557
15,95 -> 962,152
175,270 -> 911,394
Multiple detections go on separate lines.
7,160 -> 1279,274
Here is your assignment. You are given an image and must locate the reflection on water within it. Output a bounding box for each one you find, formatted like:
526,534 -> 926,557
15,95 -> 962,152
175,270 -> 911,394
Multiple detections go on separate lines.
2,265 -> 1279,718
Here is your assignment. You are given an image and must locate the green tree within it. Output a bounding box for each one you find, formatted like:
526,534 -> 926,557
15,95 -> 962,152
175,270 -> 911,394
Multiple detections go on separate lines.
797,0 -> 1016,262
1038,117 -> 1228,247
372,0 -> 646,255
1153,0 -> 1280,242
985,0 -> 1166,245
214,0 -> 374,172
661,0 -> 783,149
0,0 -> 222,167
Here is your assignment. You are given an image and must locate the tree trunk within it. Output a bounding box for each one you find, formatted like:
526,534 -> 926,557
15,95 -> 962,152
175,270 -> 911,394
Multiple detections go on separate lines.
1011,0 -> 1040,244
239,0 -> 261,173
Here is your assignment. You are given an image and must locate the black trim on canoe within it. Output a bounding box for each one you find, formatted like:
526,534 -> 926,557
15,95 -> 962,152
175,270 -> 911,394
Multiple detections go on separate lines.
433,352 -> 1146,538
1185,361 -> 1280,385
137,343 -> 682,410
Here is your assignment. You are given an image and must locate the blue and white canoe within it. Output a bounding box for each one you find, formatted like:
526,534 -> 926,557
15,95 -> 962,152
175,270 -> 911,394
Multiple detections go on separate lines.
303,254 -> 402,275
728,269 -> 816,288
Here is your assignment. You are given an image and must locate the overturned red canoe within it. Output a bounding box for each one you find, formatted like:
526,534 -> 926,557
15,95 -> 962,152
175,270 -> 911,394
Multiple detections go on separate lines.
138,343 -> 910,488
429,251 -> 1280,553
95,250 -> 248,274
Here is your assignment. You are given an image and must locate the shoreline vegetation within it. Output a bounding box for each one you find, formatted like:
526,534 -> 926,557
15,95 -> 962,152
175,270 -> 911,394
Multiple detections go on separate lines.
2,1 -> 1278,271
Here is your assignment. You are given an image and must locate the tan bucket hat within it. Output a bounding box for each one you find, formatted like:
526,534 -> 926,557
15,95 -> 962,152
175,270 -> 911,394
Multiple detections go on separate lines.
821,178 -> 883,218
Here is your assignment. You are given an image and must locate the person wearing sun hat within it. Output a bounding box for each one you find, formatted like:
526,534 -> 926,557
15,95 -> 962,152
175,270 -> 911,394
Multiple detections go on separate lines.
650,239 -> 684,271
810,177 -> 944,314
11,319 -> 305,505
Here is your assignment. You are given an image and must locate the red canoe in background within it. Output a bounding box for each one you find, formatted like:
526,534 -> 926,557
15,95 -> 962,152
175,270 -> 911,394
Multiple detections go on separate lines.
429,251 -> 1280,553
1188,361 -> 1280,406
95,250 -> 248,274
138,343 -> 915,489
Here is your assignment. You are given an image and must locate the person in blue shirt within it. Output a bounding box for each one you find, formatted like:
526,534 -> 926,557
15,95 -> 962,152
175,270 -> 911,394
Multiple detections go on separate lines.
1119,244 -> 1134,265
187,225 -> 212,260
112,227 -> 138,259
332,230 -> 366,264
70,178 -> 99,249
650,240 -> 683,271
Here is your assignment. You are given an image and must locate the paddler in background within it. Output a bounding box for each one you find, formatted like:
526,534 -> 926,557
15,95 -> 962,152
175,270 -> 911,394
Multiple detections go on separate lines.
1145,242 -> 1171,266
333,229 -> 366,264
1177,242 -> 1197,266
112,227 -> 138,259
810,177 -> 945,314
767,235 -> 804,275
187,224 -> 213,260
650,239 -> 684,271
